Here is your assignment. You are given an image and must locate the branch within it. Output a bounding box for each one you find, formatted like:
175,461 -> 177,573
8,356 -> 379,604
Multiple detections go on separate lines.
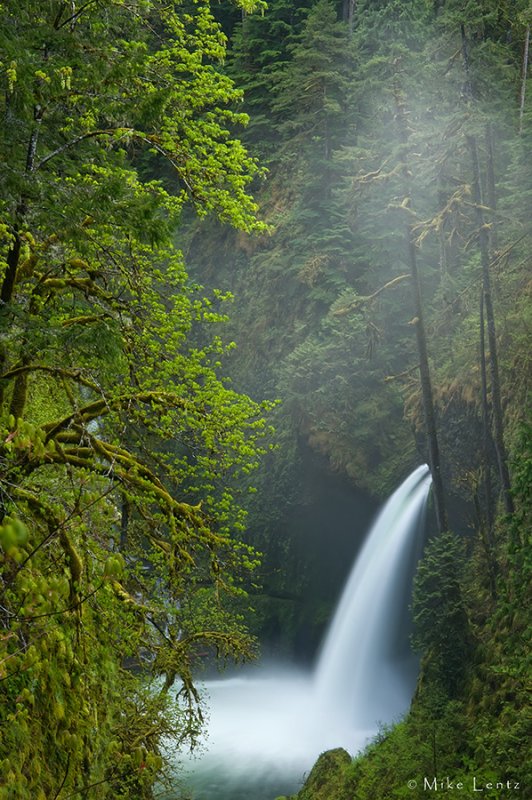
37,276 -> 116,305
111,580 -> 154,615
5,485 -> 83,610
61,313 -> 112,328
8,583 -> 104,623
34,128 -> 187,186
130,133 -> 193,194
5,484 -> 115,579
18,438 -> 204,537
58,528 -> 83,606
332,274 -> 410,316
0,364 -> 100,393
54,0 -> 99,30
42,390 -> 188,441
384,364 -> 419,382
35,129 -> 133,172
52,754 -> 71,800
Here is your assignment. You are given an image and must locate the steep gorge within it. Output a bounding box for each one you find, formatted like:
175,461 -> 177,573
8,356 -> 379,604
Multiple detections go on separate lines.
184,1 -> 531,795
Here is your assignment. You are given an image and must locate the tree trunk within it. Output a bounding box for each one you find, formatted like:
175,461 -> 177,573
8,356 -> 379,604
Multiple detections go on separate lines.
519,25 -> 530,136
8,354 -> 30,421
0,235 -> 22,413
393,81 -> 448,533
467,135 -> 514,515
460,23 -> 474,99
0,231 -> 22,305
479,290 -> 494,534
120,496 -> 130,549
0,107 -> 43,414
342,0 -> 356,34
485,122 -> 498,254
479,290 -> 497,599
405,227 -> 448,534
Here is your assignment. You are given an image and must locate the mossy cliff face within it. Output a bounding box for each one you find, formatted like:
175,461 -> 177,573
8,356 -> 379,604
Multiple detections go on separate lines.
276,748 -> 352,800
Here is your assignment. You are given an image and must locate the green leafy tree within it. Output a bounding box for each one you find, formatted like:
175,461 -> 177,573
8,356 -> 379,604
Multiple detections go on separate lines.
0,1 -> 273,797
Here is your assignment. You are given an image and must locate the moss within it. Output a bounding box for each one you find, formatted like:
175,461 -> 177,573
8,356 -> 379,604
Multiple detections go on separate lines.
291,748 -> 353,800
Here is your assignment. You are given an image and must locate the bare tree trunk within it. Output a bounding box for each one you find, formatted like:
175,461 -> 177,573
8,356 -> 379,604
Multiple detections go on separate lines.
519,25 -> 530,136
342,0 -> 356,34
467,135 -> 514,515
485,122 -> 498,254
406,228 -> 448,533
393,82 -> 448,533
460,23 -> 474,99
479,290 -> 497,599
479,290 -> 494,533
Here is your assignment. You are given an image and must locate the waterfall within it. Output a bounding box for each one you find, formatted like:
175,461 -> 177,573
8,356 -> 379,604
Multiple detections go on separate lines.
314,463 -> 432,727
175,465 -> 433,800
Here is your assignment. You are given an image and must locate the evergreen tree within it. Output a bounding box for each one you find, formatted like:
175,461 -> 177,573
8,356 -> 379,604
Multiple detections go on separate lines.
412,531 -> 472,698
226,0 -> 313,158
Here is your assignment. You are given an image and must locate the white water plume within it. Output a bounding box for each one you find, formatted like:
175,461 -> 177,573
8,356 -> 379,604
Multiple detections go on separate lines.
314,463 -> 432,727
173,465 -> 432,799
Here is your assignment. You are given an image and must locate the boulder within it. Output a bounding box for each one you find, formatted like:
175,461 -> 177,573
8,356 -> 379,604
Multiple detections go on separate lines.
295,748 -> 352,800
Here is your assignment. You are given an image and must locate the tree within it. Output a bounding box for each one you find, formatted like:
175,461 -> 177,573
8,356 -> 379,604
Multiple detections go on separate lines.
467,134 -> 514,515
270,0 -> 354,163
0,1 -> 272,797
412,531 -> 472,698
392,79 -> 448,534
226,0 -> 313,159
424,0 -> 527,517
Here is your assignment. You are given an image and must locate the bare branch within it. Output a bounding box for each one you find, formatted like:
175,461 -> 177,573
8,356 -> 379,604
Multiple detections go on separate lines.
333,274 -> 410,316
56,0 -> 99,29
34,129 -> 133,172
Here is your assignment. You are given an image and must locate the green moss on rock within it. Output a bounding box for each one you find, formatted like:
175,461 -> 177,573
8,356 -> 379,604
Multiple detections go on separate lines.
291,748 -> 353,800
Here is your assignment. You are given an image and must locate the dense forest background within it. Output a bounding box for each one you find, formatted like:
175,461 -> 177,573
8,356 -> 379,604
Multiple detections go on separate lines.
0,0 -> 530,799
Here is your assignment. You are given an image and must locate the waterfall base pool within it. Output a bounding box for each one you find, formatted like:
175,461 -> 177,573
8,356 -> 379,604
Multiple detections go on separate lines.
165,668 -> 378,800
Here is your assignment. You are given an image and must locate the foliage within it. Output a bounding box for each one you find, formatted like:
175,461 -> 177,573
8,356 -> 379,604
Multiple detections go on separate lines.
1,0 -> 526,793
412,531 -> 473,698
226,0 -> 315,159
0,0 -> 274,797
